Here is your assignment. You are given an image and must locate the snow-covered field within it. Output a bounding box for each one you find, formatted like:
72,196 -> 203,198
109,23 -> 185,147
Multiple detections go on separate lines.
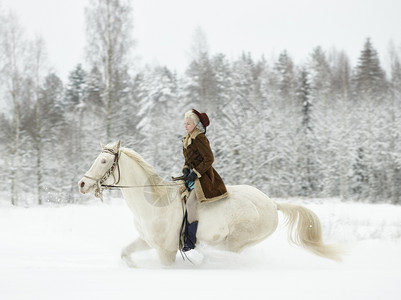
1,197 -> 400,300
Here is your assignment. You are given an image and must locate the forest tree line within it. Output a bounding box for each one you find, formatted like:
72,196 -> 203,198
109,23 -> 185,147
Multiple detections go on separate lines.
1,0 -> 401,205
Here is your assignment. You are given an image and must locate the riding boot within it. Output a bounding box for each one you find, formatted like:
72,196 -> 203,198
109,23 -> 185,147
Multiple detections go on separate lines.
182,221 -> 198,252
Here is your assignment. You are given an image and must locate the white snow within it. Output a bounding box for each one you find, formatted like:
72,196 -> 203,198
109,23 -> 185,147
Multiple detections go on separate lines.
0,197 -> 400,300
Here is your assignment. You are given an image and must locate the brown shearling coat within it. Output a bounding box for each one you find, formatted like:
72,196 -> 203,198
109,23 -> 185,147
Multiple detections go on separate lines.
183,130 -> 229,203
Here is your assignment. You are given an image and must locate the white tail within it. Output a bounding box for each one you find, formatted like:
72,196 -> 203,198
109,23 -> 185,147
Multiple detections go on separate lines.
277,202 -> 343,262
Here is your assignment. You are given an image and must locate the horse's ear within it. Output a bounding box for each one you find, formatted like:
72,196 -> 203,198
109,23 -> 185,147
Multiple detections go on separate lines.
100,142 -> 105,150
115,140 -> 121,151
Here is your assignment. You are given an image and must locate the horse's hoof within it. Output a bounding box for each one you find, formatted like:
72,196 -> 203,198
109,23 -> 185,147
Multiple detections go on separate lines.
121,253 -> 136,268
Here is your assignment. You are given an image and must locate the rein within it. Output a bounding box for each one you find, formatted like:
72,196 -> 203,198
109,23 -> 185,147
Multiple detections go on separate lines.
101,183 -> 181,189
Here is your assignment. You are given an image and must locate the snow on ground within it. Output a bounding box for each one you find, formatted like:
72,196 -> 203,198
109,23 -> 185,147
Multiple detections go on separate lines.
0,197 -> 400,300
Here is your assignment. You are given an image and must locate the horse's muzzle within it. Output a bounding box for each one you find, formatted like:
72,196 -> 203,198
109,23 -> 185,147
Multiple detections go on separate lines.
78,179 -> 89,194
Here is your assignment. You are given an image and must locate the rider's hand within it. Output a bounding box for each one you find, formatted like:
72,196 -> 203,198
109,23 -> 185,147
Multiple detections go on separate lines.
185,171 -> 197,182
183,167 -> 190,177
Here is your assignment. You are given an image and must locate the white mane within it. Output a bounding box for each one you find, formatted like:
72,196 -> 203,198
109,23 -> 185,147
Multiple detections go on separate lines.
120,147 -> 165,182
119,147 -> 179,206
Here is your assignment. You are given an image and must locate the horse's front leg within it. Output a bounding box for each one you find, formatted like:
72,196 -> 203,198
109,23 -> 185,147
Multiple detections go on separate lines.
121,238 -> 151,268
157,249 -> 177,266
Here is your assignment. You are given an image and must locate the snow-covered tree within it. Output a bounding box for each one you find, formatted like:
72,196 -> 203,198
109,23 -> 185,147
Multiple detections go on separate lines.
85,0 -> 135,142
350,38 -> 388,200
386,44 -> 401,203
34,73 -> 65,203
307,47 -> 338,196
353,38 -> 386,102
29,35 -> 49,205
135,66 -> 181,177
274,50 -> 296,106
296,66 -> 319,196
185,52 -> 217,110
207,53 -> 233,174
330,50 -> 352,199
0,10 -> 29,205
64,64 -> 87,110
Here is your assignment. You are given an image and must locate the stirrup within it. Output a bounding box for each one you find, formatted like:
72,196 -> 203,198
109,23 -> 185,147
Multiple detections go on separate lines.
182,241 -> 196,252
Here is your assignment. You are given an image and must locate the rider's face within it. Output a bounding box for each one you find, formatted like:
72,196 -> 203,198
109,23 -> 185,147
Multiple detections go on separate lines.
184,118 -> 196,134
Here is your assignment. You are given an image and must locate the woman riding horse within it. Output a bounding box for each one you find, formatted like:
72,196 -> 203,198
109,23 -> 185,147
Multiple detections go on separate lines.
181,109 -> 229,251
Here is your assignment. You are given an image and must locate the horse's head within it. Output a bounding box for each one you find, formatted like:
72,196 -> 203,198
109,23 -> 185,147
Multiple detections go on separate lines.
78,140 -> 121,197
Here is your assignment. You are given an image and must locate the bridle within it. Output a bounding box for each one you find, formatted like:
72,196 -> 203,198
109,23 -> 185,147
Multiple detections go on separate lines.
83,148 -> 121,201
82,148 -> 183,201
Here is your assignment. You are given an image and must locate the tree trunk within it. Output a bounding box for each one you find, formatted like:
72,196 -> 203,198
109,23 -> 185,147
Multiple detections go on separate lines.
11,90 -> 20,206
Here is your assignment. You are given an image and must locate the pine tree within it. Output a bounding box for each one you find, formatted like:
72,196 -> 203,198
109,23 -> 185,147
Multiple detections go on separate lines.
296,66 -> 319,196
351,38 -> 388,200
274,50 -> 296,104
84,66 -> 104,107
64,64 -> 87,110
353,38 -> 386,102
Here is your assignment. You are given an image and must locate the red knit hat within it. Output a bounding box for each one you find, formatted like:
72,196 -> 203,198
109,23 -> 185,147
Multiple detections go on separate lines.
192,109 -> 209,132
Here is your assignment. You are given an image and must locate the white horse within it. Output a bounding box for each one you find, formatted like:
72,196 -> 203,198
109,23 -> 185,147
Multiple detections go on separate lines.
78,141 -> 342,267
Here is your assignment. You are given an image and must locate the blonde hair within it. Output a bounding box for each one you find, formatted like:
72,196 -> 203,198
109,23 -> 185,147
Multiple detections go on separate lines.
184,111 -> 200,125
184,111 -> 205,133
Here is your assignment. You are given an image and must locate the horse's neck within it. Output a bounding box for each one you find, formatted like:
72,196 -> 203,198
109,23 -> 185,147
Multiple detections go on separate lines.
118,151 -> 150,187
118,151 -> 179,209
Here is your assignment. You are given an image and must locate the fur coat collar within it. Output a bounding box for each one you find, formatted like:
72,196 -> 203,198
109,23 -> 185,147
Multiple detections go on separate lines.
183,128 -> 202,149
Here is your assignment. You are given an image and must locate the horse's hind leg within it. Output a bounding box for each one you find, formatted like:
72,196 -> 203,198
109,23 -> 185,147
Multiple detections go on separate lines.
121,238 -> 151,268
224,220 -> 278,253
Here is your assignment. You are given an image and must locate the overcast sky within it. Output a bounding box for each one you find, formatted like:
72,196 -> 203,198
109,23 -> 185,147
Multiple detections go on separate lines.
2,0 -> 401,80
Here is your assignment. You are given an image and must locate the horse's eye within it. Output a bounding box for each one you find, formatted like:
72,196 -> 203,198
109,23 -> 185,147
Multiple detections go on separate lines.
101,158 -> 107,164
